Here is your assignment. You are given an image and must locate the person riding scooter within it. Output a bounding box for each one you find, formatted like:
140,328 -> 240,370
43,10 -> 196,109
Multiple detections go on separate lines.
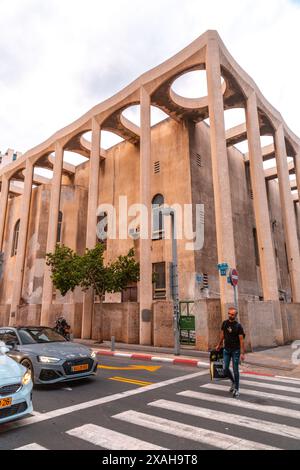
54,316 -> 71,341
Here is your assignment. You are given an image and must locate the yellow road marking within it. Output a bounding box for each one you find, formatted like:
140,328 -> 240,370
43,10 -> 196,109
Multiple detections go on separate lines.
98,365 -> 161,372
109,376 -> 154,387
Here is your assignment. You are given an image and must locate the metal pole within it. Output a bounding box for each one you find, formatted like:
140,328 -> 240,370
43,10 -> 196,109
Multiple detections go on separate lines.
233,285 -> 238,312
171,211 -> 180,356
111,336 -> 115,352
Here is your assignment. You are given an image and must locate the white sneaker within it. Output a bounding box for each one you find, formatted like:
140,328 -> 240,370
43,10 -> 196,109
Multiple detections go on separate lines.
233,389 -> 240,398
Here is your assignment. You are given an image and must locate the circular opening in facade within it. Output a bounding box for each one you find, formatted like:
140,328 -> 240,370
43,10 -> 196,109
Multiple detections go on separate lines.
82,130 -> 124,150
171,70 -> 208,99
122,105 -> 169,127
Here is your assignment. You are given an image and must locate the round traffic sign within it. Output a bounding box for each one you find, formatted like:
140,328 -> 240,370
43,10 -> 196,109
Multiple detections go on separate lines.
230,269 -> 239,286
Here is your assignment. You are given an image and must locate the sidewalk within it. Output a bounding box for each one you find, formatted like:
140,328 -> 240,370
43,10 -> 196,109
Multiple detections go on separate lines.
75,339 -> 300,378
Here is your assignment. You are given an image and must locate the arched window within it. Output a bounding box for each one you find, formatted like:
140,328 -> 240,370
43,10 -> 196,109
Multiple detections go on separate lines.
11,219 -> 20,257
152,194 -> 164,240
96,212 -> 108,249
57,211 -> 63,243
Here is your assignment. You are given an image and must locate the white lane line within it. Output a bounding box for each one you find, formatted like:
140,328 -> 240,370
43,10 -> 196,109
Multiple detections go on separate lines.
149,399 -> 300,441
240,379 -> 300,394
66,423 -> 167,450
201,384 -> 300,405
241,375 -> 300,385
15,443 -> 47,450
178,390 -> 300,420
276,375 -> 300,382
113,410 -> 279,450
0,370 -> 208,432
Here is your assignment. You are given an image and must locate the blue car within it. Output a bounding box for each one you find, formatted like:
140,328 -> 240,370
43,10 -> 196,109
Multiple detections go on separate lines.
0,341 -> 33,424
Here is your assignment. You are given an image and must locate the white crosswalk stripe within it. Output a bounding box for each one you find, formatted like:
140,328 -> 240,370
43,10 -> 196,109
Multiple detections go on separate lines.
178,390 -> 300,420
239,379 -> 300,394
148,399 -> 300,440
113,410 -> 280,450
66,423 -> 167,450
241,374 -> 300,385
15,443 -> 47,450
9,374 -> 300,451
202,383 -> 300,405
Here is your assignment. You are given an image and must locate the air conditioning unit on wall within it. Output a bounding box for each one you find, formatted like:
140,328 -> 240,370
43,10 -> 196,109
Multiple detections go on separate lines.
128,226 -> 140,240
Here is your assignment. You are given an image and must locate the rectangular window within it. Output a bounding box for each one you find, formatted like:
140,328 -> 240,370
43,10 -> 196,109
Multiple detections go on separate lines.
152,262 -> 166,299
253,228 -> 260,267
121,285 -> 138,302
245,163 -> 253,199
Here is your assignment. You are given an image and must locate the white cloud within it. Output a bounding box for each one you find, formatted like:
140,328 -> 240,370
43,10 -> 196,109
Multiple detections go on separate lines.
0,0 -> 300,156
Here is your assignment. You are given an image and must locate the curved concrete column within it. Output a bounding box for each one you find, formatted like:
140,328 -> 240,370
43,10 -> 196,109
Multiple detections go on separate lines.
246,93 -> 279,300
81,118 -> 101,339
139,86 -> 153,345
206,38 -> 236,318
9,160 -> 34,324
40,142 -> 64,326
295,152 -> 300,205
0,176 -> 9,251
274,124 -> 300,302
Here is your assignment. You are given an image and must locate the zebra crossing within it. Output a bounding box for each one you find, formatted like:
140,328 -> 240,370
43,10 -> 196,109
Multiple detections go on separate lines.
12,373 -> 300,450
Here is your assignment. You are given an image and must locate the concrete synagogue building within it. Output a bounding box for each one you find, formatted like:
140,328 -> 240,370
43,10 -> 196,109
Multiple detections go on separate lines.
0,31 -> 300,351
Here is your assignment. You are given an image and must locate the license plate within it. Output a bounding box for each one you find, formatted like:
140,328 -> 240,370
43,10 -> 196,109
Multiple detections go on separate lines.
72,364 -> 89,372
0,397 -> 12,408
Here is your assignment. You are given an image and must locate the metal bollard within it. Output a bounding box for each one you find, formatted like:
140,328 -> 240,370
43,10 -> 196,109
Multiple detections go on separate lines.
111,336 -> 115,352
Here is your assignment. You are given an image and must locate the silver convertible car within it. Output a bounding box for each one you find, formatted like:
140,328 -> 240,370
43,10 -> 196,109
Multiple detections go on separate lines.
0,326 -> 98,385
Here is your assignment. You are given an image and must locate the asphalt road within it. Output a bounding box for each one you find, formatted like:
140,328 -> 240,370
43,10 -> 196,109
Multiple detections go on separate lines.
1,354 -> 300,450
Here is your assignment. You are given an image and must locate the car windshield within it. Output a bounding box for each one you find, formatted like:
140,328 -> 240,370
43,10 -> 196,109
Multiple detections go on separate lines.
18,328 -> 66,344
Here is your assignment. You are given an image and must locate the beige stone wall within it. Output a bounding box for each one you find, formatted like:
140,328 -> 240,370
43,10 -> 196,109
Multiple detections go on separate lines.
153,300 -> 174,347
0,183 -> 87,320
92,302 -> 139,343
0,117 -> 296,350
280,303 -> 300,342
190,121 -> 291,304
194,299 -> 222,351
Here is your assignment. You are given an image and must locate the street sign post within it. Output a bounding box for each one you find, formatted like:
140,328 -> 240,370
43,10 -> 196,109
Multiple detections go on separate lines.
163,207 -> 180,356
229,268 -> 239,312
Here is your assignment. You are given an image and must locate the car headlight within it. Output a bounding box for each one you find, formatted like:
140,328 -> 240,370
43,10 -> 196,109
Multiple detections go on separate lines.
90,351 -> 96,359
38,356 -> 60,363
22,370 -> 32,385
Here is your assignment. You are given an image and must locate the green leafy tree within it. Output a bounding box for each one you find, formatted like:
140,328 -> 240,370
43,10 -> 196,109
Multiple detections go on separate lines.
46,243 -> 140,299
46,245 -> 83,296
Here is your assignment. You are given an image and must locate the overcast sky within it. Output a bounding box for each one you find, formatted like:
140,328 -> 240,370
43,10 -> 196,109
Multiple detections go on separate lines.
1,0 -> 300,158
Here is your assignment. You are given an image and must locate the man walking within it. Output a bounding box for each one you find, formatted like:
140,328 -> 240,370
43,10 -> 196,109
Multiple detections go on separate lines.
216,307 -> 245,398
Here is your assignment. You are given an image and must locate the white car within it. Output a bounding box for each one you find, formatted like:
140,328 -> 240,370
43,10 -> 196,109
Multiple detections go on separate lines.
0,341 -> 33,424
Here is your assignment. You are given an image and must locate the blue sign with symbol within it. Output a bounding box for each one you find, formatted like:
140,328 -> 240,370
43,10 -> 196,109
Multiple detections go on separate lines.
217,263 -> 229,277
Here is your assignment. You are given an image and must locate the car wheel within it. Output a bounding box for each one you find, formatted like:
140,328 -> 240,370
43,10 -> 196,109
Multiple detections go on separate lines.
21,358 -> 34,383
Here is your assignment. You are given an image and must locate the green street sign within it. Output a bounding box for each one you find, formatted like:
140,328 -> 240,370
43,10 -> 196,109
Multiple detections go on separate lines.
179,316 -> 195,331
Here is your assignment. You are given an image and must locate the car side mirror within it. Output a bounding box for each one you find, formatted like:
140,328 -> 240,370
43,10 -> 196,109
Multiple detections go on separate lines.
6,341 -> 17,350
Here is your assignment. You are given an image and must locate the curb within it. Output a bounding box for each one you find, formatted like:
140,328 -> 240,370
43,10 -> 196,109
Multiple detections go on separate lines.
96,349 -> 300,380
96,350 -> 208,368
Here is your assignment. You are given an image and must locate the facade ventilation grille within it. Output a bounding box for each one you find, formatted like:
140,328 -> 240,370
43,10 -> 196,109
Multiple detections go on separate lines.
154,161 -> 160,174
196,153 -> 202,167
203,273 -> 209,289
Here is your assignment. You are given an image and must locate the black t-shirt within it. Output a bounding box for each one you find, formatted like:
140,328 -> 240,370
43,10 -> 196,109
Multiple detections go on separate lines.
221,320 -> 245,351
